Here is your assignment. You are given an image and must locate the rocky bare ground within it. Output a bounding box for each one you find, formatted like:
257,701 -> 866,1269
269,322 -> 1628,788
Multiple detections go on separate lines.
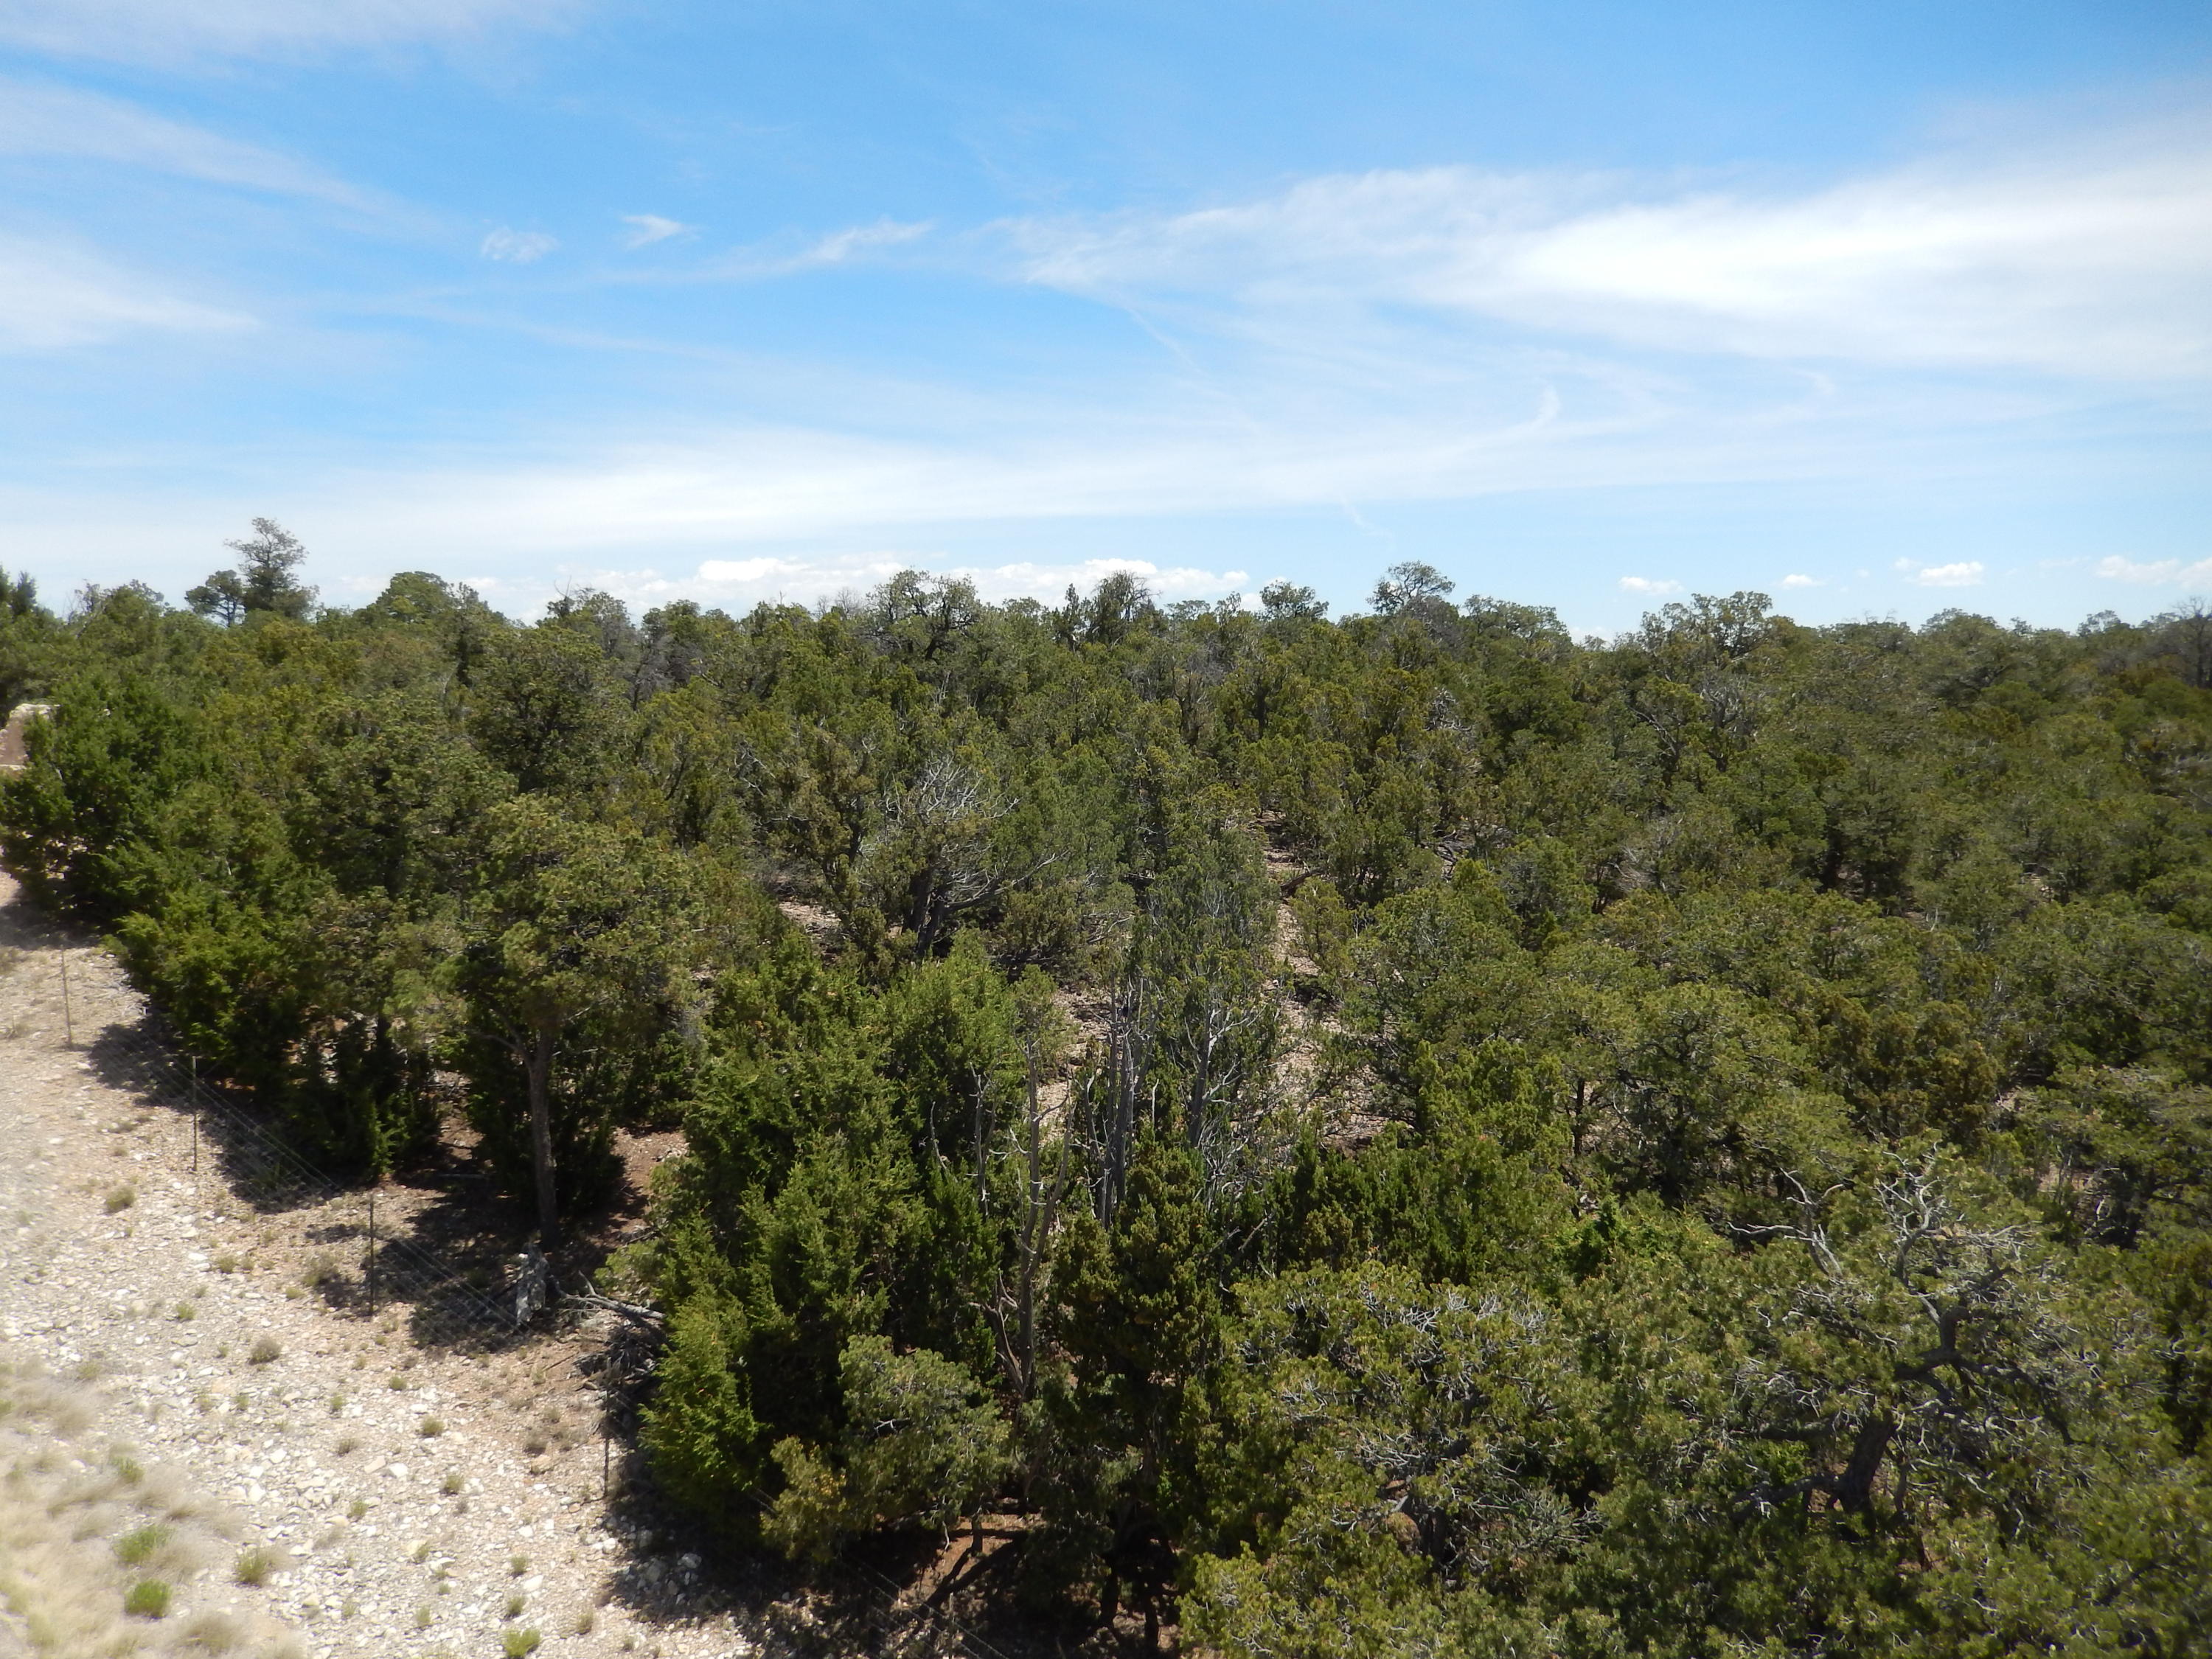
0,872 -> 770,1659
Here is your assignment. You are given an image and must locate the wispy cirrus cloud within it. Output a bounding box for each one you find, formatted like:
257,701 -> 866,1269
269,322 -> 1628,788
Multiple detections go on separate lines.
0,233 -> 251,349
0,0 -> 577,63
689,218 -> 934,281
0,78 -> 372,206
1006,122 -> 2212,380
481,227 -> 557,263
807,218 -> 932,265
620,214 -> 692,248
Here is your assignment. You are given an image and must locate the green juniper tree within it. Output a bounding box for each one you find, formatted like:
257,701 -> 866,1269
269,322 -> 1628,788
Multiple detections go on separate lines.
4,567 -> 2211,1655
187,518 -> 316,625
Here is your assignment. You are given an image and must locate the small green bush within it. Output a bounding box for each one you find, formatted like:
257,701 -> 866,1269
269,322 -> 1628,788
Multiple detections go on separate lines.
248,1335 -> 281,1366
234,1545 -> 277,1586
123,1579 -> 170,1618
504,1629 -> 543,1657
115,1523 -> 170,1566
105,1186 -> 136,1214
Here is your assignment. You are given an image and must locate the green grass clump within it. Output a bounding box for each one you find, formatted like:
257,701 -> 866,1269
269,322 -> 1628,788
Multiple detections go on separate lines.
248,1335 -> 281,1366
104,1186 -> 136,1214
233,1545 -> 278,1586
504,1627 -> 543,1656
114,1523 -> 170,1565
123,1579 -> 170,1618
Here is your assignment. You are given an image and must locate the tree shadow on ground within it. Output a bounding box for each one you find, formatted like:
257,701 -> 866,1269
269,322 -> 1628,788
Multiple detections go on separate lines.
72,1010 -> 667,1360
584,1464 -> 1171,1659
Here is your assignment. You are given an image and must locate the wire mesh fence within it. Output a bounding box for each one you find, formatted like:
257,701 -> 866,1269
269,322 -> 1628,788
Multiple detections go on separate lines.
79,1012 -> 524,1345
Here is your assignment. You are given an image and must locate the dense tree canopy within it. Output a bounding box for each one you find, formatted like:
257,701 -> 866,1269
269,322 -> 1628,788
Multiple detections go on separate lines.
5,535 -> 2212,1655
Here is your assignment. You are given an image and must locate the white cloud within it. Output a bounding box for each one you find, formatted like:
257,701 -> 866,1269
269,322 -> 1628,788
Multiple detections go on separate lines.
481,227 -> 557,264
293,408 -> 1824,563
0,0 -> 575,63
0,234 -> 251,349
1781,573 -> 1821,588
1898,559 -> 1986,588
1009,123 -> 2212,380
806,219 -> 931,265
0,78 -> 370,205
620,214 -> 691,248
695,218 -> 935,280
55,373 -> 2074,585
1618,575 -> 1681,595
2097,554 -> 2212,586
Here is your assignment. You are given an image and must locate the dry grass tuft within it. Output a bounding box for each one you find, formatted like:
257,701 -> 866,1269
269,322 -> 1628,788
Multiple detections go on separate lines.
114,1521 -> 170,1565
0,1369 -> 234,1657
176,1608 -> 247,1652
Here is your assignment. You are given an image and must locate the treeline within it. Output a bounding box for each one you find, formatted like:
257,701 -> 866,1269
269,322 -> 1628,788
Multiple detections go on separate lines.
4,532 -> 2212,1656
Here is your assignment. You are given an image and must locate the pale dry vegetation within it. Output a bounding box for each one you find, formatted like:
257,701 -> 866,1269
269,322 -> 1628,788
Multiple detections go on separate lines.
0,1362 -> 299,1658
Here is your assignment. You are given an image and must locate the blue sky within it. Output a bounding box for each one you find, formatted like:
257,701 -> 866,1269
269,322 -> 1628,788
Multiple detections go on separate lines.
1,0 -> 2208,632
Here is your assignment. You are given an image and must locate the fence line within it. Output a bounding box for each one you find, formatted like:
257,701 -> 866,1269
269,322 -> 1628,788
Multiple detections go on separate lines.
85,1009 -> 518,1339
